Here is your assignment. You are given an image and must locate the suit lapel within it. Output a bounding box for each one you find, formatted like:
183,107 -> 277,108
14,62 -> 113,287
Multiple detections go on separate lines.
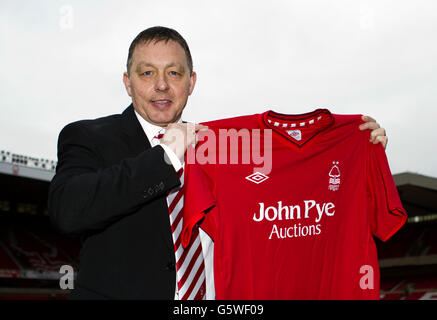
120,104 -> 174,252
120,105 -> 151,153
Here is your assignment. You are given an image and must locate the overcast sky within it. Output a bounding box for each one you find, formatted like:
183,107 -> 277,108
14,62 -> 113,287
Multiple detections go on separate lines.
1,0 -> 436,177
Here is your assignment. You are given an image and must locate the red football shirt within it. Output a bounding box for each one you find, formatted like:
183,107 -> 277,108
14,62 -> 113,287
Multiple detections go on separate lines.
182,109 -> 407,300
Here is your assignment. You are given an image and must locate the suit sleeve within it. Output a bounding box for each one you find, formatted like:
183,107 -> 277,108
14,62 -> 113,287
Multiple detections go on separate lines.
366,142 -> 407,242
48,122 -> 180,236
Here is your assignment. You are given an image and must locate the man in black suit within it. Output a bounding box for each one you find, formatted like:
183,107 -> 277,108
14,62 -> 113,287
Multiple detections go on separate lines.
48,26 -> 388,299
49,27 -> 206,299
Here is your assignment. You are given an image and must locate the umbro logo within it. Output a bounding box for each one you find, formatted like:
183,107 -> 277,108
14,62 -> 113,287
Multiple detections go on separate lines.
246,172 -> 269,184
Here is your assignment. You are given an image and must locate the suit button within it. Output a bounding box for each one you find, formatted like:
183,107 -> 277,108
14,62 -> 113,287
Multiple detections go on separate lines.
165,262 -> 175,271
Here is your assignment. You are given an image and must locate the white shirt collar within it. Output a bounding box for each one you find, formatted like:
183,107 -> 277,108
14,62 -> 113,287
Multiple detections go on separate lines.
134,109 -> 182,144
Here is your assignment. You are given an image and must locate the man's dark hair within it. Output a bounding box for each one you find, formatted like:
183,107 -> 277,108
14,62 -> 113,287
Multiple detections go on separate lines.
126,26 -> 193,76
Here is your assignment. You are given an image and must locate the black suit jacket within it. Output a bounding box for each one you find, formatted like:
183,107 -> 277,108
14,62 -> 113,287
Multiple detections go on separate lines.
48,105 -> 181,299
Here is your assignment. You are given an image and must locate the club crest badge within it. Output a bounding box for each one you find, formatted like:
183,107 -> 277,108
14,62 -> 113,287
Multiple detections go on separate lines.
328,161 -> 341,191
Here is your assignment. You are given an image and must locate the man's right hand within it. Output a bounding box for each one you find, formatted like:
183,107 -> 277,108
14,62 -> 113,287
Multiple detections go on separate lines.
161,123 -> 209,161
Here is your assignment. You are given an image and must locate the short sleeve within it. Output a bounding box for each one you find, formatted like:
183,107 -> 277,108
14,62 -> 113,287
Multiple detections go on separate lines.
181,158 -> 217,249
367,142 -> 407,242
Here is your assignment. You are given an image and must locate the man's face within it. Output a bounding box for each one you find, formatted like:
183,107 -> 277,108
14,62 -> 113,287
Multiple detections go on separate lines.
123,40 -> 196,127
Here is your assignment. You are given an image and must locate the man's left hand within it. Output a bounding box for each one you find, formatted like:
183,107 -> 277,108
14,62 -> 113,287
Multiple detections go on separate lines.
359,115 -> 388,149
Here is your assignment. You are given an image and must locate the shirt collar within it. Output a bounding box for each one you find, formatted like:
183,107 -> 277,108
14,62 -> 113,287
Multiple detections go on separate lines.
134,109 -> 182,144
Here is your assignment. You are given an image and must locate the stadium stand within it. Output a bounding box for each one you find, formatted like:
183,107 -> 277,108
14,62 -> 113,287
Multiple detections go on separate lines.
1,150 -> 436,300
380,274 -> 437,300
377,172 -> 437,300
0,150 -> 78,299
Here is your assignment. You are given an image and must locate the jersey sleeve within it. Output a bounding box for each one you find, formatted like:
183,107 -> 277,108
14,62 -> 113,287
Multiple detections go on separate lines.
181,158 -> 217,249
366,141 -> 407,242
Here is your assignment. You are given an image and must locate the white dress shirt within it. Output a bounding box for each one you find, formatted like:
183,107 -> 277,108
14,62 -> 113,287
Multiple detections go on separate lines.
134,110 -> 183,172
134,110 -> 215,300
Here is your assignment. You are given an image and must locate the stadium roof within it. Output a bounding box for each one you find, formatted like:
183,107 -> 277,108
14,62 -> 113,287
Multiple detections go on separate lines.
394,172 -> 437,191
393,172 -> 437,219
0,150 -> 56,182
